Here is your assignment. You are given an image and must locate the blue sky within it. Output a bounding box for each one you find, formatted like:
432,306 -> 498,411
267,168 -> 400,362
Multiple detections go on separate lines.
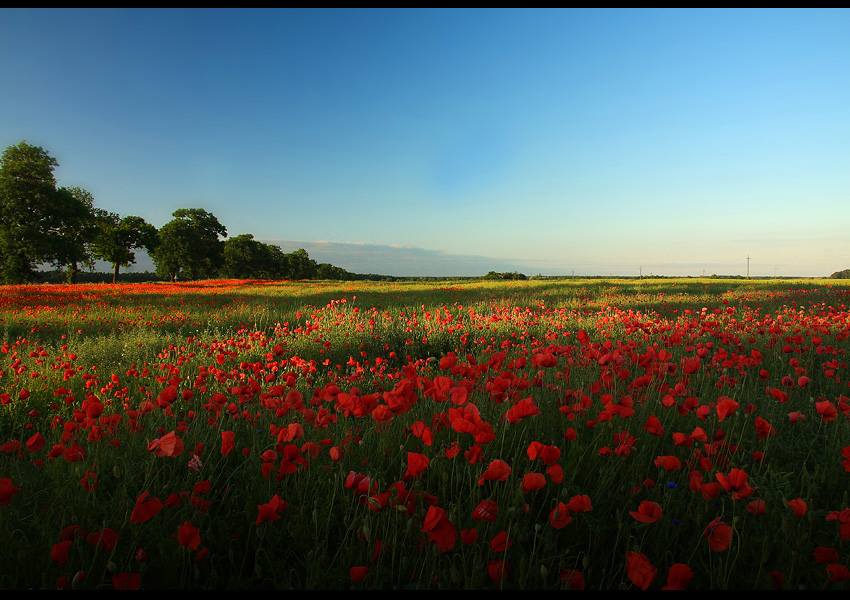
1,8 -> 848,277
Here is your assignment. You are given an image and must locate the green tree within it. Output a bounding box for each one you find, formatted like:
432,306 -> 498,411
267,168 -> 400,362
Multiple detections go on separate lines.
0,141 -> 74,283
91,212 -> 158,283
52,186 -> 99,284
151,208 -> 227,281
285,248 -> 317,280
222,234 -> 276,279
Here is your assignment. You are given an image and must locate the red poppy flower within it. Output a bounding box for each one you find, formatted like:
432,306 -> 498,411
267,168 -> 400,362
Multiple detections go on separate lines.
527,441 -> 561,464
703,517 -> 732,551
26,432 -> 45,453
478,460 -> 511,485
112,573 -> 141,590
566,494 -> 593,513
663,563 -> 694,590
746,499 -> 766,515
221,431 -> 235,456
816,401 -> 838,423
490,530 -> 513,552
716,468 -> 755,499
643,415 -> 664,437
630,501 -> 662,523
546,463 -> 564,484
130,493 -> 164,524
522,472 -> 546,493
813,547 -> 839,563
716,397 -> 739,421
178,521 -> 201,550
148,431 -> 183,457
754,417 -> 775,440
827,564 -> 850,582
506,397 -> 542,424
51,540 -> 72,566
350,566 -> 369,584
421,505 -> 457,552
487,560 -> 511,585
559,569 -> 585,590
403,452 -> 429,480
472,499 -> 499,523
87,528 -> 120,551
654,455 -> 681,471
826,508 -> 850,540
80,469 -> 98,492
626,551 -> 657,590
549,502 -> 573,529
461,528 -> 478,544
256,494 -> 288,525
787,498 -> 807,516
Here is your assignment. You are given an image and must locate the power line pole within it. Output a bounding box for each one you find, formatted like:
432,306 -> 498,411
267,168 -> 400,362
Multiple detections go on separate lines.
746,255 -> 751,279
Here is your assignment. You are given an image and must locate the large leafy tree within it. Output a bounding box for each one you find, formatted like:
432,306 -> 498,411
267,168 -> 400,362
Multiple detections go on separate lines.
0,141 -> 78,283
286,248 -> 318,280
52,186 -> 99,284
151,208 -> 227,281
222,234 -> 287,279
91,211 -> 158,283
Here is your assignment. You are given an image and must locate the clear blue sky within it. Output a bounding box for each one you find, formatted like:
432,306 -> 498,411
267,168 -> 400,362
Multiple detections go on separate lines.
2,8 -> 848,276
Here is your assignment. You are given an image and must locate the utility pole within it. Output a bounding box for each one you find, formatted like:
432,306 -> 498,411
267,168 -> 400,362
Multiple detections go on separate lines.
639,266 -> 642,280
746,255 -> 751,279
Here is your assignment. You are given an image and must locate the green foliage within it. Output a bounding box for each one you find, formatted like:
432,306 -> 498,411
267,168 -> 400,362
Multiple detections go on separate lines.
0,141 -> 77,283
829,269 -> 850,279
482,271 -> 528,281
151,208 -> 227,281
91,211 -> 158,283
51,186 -> 100,283
222,234 -> 284,279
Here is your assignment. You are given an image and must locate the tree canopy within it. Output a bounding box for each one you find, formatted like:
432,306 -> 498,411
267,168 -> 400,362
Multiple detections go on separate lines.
0,142 -> 96,283
151,208 -> 227,281
91,212 -> 158,283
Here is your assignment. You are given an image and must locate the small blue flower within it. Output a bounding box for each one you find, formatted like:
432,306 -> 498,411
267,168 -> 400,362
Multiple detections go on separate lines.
672,519 -> 681,525
667,482 -> 677,489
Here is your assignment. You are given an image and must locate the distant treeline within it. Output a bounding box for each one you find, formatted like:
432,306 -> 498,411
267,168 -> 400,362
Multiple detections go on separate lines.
0,141 -> 362,284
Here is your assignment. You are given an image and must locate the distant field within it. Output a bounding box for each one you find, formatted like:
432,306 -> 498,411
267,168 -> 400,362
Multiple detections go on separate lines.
1,278 -> 849,589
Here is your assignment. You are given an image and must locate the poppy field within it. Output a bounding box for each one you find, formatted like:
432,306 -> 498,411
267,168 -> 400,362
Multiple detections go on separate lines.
2,277 -> 850,589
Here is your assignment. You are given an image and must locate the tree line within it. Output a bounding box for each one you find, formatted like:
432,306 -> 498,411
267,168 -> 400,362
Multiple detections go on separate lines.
0,141 -> 355,284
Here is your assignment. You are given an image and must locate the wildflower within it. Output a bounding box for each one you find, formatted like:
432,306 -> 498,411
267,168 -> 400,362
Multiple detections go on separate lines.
522,472 -> 546,493
350,567 -> 369,584
130,492 -> 163,524
716,468 -> 756,499
403,452 -> 429,481
626,551 -> 657,590
178,521 -> 200,550
256,494 -> 288,525
787,498 -> 807,516
472,499 -> 498,523
559,569 -> 585,590
549,502 -> 572,529
630,501 -> 663,523
703,517 -> 732,551
221,431 -> 235,456
478,460 -> 511,485
663,564 -> 694,590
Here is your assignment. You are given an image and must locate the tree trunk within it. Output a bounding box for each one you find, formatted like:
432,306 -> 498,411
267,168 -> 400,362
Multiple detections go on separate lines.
112,262 -> 120,284
66,262 -> 78,284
